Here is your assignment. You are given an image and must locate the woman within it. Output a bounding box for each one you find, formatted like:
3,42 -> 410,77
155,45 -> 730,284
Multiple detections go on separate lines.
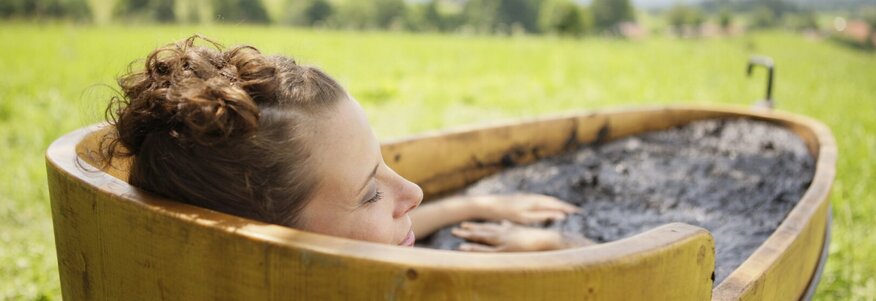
105,35 -> 592,252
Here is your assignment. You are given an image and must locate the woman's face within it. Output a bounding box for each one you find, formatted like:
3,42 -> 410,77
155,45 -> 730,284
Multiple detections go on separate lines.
296,97 -> 423,247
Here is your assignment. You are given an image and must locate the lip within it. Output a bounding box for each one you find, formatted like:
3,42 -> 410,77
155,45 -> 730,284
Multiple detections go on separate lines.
398,229 -> 415,247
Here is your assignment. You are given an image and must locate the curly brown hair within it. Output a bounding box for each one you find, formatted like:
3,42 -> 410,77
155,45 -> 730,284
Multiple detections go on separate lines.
104,35 -> 345,227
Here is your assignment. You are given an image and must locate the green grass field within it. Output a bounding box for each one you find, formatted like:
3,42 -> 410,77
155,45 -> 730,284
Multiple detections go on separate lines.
0,23 -> 873,300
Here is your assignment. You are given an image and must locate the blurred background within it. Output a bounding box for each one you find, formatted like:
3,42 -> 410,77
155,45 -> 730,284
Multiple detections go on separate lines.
0,0 -> 874,300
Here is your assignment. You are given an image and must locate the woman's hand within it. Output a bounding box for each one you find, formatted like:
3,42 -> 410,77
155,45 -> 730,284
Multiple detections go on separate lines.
451,220 -> 594,252
469,194 -> 580,225
409,193 -> 579,239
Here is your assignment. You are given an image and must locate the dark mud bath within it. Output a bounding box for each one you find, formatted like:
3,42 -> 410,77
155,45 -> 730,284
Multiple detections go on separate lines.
420,118 -> 815,285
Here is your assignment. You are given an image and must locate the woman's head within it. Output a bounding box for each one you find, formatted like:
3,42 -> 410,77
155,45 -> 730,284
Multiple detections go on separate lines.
106,35 -> 422,246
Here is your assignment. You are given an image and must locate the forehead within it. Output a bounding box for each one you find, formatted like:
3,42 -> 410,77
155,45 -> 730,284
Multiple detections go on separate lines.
309,98 -> 379,200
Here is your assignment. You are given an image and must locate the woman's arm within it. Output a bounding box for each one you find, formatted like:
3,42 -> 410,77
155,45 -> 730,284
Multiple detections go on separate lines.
410,193 -> 580,238
452,220 -> 596,252
409,196 -> 479,238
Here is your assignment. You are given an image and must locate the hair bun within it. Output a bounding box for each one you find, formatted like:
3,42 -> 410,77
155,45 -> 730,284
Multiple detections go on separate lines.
168,76 -> 259,146
108,35 -> 274,155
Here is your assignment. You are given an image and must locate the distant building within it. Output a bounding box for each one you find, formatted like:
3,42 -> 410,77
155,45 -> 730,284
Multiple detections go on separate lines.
834,18 -> 874,47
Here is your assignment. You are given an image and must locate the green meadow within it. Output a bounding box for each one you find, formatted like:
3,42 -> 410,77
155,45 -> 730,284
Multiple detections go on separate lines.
0,23 -> 873,300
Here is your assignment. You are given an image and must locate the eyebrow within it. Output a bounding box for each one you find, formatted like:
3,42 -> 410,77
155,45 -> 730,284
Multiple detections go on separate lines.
356,162 -> 380,198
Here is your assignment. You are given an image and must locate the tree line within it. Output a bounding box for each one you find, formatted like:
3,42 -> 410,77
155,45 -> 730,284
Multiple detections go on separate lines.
662,0 -> 868,36
0,0 -> 636,36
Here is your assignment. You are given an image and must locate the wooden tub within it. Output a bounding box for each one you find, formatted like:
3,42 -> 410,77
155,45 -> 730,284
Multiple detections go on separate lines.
46,104 -> 835,300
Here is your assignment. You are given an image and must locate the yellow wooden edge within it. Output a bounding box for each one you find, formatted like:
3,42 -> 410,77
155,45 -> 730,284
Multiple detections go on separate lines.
711,110 -> 836,300
46,104 -> 834,300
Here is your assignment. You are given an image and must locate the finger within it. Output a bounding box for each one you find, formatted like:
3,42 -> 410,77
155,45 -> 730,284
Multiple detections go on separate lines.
520,211 -> 568,224
452,225 -> 501,244
451,227 -> 472,237
461,223 -> 506,236
525,211 -> 568,222
459,221 -> 483,230
461,221 -> 505,232
458,243 -> 500,252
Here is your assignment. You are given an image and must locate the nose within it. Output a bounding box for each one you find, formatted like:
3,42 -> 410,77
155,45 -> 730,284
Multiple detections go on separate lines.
392,173 -> 423,219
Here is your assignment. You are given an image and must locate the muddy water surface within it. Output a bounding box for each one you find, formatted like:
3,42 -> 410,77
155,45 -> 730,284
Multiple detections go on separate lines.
422,118 -> 815,285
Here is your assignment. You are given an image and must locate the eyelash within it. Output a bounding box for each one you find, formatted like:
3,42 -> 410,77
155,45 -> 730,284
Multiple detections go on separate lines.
365,190 -> 383,204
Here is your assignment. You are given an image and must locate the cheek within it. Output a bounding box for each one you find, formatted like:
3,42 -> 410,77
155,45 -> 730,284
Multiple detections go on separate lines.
308,201 -> 397,244
350,202 -> 398,243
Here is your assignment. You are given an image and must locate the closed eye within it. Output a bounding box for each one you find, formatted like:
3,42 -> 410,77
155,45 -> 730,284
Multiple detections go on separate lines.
364,190 -> 383,204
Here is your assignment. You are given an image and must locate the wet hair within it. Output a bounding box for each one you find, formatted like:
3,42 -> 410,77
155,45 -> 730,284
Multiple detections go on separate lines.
103,35 -> 346,227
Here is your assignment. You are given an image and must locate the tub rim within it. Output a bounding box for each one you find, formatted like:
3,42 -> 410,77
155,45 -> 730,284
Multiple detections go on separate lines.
46,103 -> 834,287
